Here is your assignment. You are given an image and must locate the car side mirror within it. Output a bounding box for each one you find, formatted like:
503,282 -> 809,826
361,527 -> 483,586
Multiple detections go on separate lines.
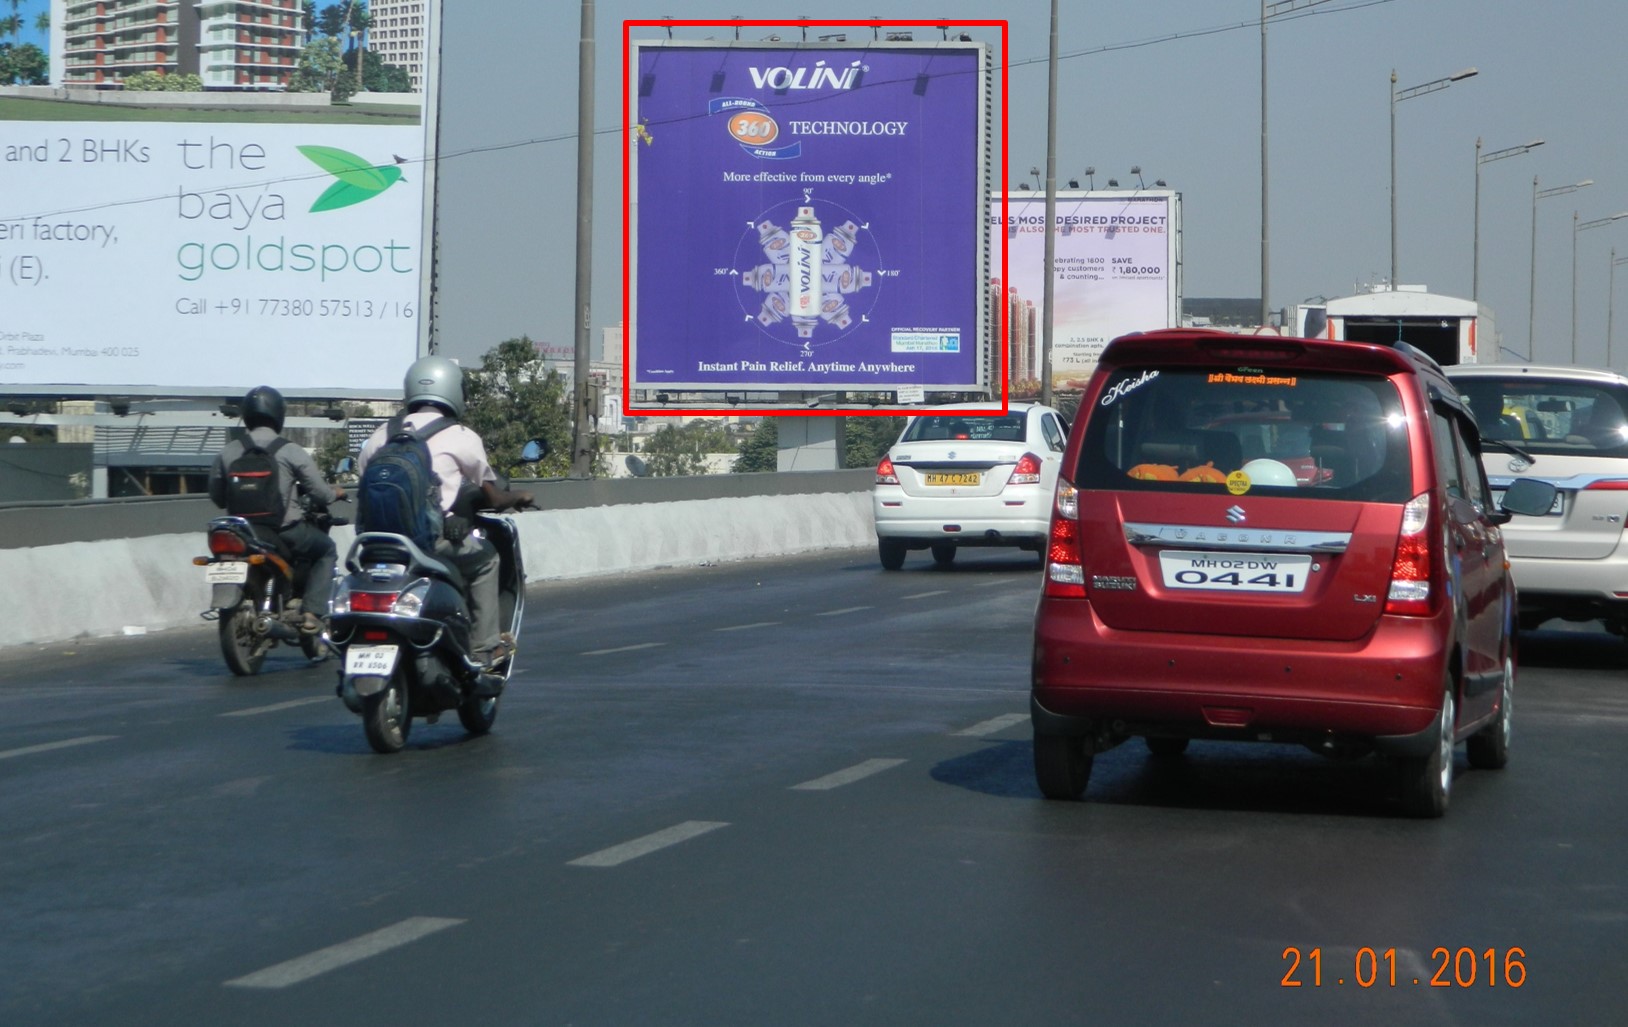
1492,477 -> 1558,524
520,438 -> 549,463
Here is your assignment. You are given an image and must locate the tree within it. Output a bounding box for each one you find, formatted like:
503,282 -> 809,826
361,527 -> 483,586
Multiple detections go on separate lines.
642,420 -> 736,477
0,16 -> 18,45
344,46 -> 410,93
288,36 -> 349,98
301,1 -> 316,42
35,10 -> 48,34
461,337 -> 573,479
122,70 -> 203,91
0,41 -> 46,85
841,416 -> 905,469
732,419 -> 778,473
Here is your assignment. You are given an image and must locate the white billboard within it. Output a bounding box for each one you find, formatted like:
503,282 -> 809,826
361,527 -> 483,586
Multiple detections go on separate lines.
990,190 -> 1180,391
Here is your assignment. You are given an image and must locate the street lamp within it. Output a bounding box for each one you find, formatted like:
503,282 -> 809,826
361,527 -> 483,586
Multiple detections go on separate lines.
1530,177 -> 1591,360
1261,0 -> 1335,327
1473,136 -> 1543,301
1574,210 -> 1628,363
1609,249 -> 1628,369
1391,66 -> 1478,286
1083,166 -> 1095,191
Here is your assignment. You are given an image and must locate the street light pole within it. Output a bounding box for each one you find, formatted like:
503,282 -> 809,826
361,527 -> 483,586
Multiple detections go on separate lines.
1610,248 -> 1628,370
1040,0 -> 1058,408
1259,1 -> 1333,329
1574,211 -> 1628,364
1390,67 -> 1478,286
1473,137 -> 1543,301
1530,177 -> 1592,361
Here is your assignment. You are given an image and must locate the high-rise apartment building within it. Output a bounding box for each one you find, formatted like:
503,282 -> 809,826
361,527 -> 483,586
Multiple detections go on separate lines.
61,0 -> 303,91
369,0 -> 426,92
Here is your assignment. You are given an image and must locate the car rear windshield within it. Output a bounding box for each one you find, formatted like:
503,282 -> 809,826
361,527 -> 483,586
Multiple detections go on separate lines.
901,412 -> 1027,442
1453,377 -> 1628,457
1076,368 -> 1412,502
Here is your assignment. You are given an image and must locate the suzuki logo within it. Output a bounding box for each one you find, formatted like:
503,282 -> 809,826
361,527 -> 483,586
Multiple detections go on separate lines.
1226,505 -> 1246,524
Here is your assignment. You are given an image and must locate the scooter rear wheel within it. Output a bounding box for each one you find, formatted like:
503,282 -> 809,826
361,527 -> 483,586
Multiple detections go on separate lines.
457,692 -> 499,735
218,605 -> 265,677
362,670 -> 411,754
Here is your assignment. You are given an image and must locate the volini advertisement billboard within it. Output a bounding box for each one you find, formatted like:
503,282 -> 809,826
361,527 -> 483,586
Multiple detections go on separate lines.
992,190 -> 1180,391
628,39 -> 991,406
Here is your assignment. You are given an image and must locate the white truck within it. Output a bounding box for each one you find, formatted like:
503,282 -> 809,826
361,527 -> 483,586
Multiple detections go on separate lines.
1296,285 -> 1498,367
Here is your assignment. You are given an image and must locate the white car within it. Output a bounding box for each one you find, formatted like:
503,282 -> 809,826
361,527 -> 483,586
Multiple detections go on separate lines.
872,402 -> 1069,569
1447,364 -> 1628,636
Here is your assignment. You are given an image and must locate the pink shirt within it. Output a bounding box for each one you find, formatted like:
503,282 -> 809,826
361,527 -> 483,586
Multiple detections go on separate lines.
356,409 -> 496,515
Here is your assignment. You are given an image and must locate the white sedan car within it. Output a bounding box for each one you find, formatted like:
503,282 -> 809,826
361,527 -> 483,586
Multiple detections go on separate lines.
872,402 -> 1069,569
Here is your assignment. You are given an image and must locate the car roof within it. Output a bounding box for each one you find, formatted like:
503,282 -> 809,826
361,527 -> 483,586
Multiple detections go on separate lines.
1444,363 -> 1628,387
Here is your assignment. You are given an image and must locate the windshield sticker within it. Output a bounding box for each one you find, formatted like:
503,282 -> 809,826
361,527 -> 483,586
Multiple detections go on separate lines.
1207,372 -> 1298,387
1226,470 -> 1251,495
1100,369 -> 1160,406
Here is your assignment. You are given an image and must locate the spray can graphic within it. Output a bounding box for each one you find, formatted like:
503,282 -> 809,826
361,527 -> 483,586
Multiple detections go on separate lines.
789,204 -> 823,330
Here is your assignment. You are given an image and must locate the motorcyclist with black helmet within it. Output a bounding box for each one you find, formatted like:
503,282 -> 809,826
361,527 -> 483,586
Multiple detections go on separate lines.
356,356 -> 536,669
208,386 -> 347,633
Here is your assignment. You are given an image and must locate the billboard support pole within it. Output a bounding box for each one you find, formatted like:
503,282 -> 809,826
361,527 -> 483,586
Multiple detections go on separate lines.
1040,0 -> 1059,409
571,0 -> 596,478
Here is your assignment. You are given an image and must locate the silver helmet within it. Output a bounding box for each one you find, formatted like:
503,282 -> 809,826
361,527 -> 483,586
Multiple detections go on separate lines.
403,355 -> 465,418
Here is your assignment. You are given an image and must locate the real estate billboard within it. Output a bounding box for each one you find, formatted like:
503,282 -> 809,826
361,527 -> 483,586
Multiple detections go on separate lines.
991,190 -> 1180,391
628,39 -> 991,406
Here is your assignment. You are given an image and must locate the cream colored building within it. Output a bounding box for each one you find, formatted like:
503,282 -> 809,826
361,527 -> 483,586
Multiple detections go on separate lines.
369,0 -> 427,92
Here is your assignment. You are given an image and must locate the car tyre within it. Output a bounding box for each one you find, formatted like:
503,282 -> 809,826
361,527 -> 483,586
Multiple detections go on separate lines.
1466,654 -> 1513,770
1145,736 -> 1189,757
1034,731 -> 1092,800
1398,683 -> 1454,818
878,539 -> 906,571
930,544 -> 956,568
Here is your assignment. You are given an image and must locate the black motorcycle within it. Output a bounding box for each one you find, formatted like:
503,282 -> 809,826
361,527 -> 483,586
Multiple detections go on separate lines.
196,496 -> 346,676
329,509 -> 525,754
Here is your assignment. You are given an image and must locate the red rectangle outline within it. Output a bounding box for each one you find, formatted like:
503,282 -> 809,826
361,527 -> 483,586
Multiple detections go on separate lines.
622,19 -> 1010,419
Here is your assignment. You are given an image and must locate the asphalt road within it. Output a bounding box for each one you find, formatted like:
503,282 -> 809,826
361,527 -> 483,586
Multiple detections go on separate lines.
2,547 -> 1623,1025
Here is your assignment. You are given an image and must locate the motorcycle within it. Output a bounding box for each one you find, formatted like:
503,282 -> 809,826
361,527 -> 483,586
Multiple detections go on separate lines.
195,496 -> 346,676
329,506 -> 525,754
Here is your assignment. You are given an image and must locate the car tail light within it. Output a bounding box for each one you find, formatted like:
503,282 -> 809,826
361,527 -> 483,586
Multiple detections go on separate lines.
208,530 -> 248,556
1582,479 -> 1628,490
1008,452 -> 1043,486
1385,492 -> 1434,616
1043,482 -> 1086,598
875,455 -> 899,485
349,591 -> 400,613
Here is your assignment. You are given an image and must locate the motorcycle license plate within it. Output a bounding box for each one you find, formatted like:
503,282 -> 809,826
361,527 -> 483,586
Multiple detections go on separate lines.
205,562 -> 249,584
345,645 -> 399,676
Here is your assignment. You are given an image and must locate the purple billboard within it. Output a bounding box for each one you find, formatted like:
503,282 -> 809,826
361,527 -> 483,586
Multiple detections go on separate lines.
629,41 -> 989,398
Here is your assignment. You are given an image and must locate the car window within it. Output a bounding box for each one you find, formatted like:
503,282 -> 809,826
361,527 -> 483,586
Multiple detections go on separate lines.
1454,377 -> 1628,456
901,413 -> 1027,443
1076,367 -> 1412,502
1453,417 -> 1490,510
1041,414 -> 1065,452
1431,408 -> 1463,499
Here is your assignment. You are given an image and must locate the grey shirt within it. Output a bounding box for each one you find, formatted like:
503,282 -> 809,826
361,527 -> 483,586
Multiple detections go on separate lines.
208,426 -> 338,528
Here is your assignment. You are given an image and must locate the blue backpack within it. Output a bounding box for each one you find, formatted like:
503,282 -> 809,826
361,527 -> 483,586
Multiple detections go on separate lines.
356,413 -> 453,551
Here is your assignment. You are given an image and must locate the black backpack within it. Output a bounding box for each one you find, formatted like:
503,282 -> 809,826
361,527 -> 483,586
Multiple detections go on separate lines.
356,413 -> 453,551
224,436 -> 290,527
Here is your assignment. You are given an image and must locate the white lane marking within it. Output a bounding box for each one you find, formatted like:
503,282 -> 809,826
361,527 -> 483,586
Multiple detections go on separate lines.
977,578 -> 1023,587
581,642 -> 667,656
791,758 -> 907,791
714,621 -> 781,632
953,713 -> 1028,737
223,917 -> 465,989
0,735 -> 117,761
902,590 -> 948,600
220,697 -> 331,718
568,821 -> 729,868
816,605 -> 872,617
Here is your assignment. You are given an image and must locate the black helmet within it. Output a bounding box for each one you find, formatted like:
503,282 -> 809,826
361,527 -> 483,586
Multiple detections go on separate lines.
242,385 -> 286,433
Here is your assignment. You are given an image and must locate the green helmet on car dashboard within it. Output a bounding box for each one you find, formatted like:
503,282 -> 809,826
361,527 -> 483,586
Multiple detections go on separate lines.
403,355 -> 465,419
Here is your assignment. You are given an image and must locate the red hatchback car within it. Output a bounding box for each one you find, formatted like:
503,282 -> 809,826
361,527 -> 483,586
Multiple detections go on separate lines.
1030,329 -> 1556,816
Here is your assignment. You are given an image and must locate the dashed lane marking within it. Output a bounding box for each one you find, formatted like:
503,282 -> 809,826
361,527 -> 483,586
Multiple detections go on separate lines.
568,820 -> 730,868
953,713 -> 1029,737
901,590 -> 949,600
220,697 -> 332,718
713,621 -> 781,632
581,642 -> 668,656
816,605 -> 873,617
223,917 -> 465,989
790,758 -> 907,791
0,735 -> 117,761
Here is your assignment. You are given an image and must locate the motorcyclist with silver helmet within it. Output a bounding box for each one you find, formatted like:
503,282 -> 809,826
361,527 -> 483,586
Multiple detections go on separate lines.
356,356 -> 536,669
208,385 -> 347,634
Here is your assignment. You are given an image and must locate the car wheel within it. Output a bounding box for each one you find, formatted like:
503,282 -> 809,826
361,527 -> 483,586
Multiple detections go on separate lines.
878,539 -> 906,571
1466,654 -> 1513,770
930,544 -> 956,568
1145,736 -> 1189,757
1034,731 -> 1092,800
1398,683 -> 1455,818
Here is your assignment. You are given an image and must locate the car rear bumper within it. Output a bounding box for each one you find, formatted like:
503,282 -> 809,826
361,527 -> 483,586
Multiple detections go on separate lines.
1508,551 -> 1628,604
1031,598 -> 1449,752
873,489 -> 1049,544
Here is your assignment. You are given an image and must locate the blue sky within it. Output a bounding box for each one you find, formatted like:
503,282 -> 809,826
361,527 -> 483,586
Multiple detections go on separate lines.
427,1 -> 1628,373
4,0 -> 48,49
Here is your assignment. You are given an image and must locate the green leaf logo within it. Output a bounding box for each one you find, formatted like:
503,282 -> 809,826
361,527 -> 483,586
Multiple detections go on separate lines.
298,145 -> 405,212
